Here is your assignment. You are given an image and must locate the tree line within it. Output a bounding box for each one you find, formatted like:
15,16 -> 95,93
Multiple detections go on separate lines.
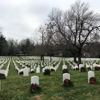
1,32 -> 100,58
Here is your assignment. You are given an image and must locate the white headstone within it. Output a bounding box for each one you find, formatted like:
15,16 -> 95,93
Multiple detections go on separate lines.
63,73 -> 70,82
34,64 -> 36,69
88,71 -> 95,83
79,64 -> 84,72
18,69 -> 24,75
63,59 -> 65,65
36,66 -> 40,73
45,66 -> 50,69
31,76 -> 39,85
0,70 -> 5,76
23,67 -> 30,76
62,64 -> 67,70
0,70 -> 5,74
42,68 -> 45,73
30,69 -> 34,73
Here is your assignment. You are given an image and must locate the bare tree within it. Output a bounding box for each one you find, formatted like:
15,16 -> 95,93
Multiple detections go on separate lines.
47,8 -> 79,62
38,25 -> 47,61
64,1 -> 100,64
47,1 -> 100,64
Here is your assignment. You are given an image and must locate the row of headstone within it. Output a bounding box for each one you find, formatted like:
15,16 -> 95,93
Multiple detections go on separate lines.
17,56 -> 61,74
0,59 -> 5,65
0,60 -> 8,69
93,63 -> 100,70
13,60 -> 30,76
65,58 -> 100,71
5,60 -> 11,77
12,57 -> 100,77
13,60 -> 20,72
62,58 -> 67,69
85,63 -> 92,70
30,71 -> 96,92
0,60 -> 11,78
54,59 -> 62,71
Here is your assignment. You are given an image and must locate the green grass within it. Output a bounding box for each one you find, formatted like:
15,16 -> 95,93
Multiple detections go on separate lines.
0,58 -> 100,100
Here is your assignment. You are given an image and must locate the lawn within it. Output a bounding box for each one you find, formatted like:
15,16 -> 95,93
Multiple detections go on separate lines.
0,57 -> 100,100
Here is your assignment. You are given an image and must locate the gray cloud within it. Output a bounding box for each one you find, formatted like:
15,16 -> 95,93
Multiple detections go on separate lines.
0,0 -> 99,41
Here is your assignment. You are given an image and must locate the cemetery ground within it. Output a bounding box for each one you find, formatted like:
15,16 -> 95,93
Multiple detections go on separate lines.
0,58 -> 100,100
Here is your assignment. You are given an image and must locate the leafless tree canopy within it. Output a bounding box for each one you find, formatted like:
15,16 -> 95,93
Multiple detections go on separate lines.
45,0 -> 100,64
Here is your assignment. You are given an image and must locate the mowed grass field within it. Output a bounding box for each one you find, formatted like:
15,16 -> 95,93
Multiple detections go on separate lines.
0,58 -> 100,100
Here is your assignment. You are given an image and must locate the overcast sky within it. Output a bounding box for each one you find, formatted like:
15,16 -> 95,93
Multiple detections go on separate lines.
0,0 -> 100,41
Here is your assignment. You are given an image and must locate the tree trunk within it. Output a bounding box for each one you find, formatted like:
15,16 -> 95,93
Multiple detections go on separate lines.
73,54 -> 77,63
78,50 -> 82,65
50,56 -> 52,62
41,55 -> 44,61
